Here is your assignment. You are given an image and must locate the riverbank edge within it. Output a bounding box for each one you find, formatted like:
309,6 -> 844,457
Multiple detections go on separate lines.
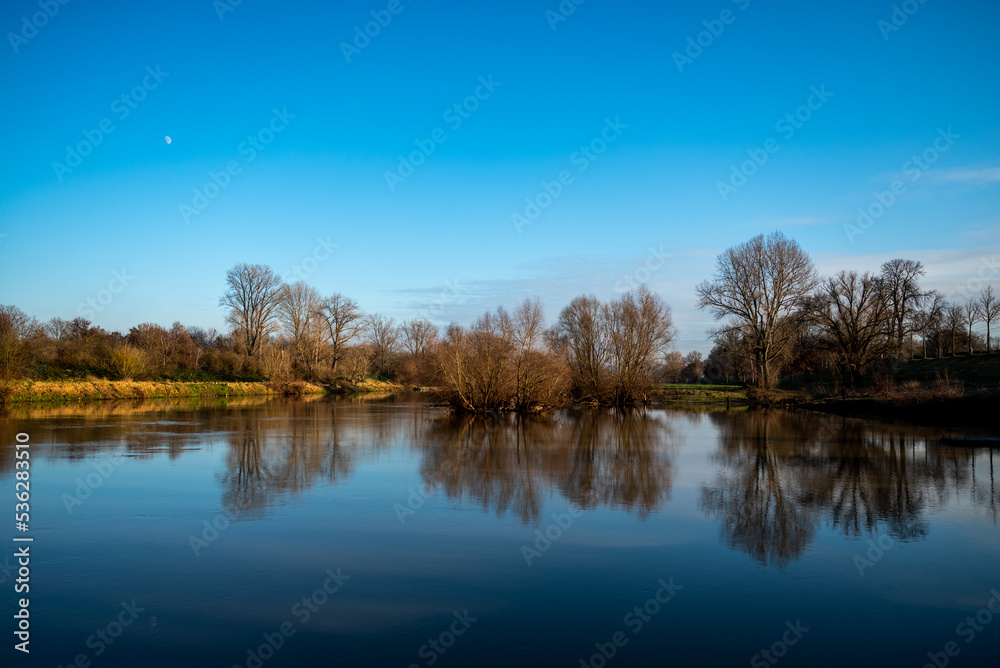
0,378 -> 408,405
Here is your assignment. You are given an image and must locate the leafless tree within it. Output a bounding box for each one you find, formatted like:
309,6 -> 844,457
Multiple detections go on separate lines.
880,258 -> 927,356
605,286 -> 675,402
45,317 -> 70,341
366,313 -> 399,377
802,271 -> 892,385
913,291 -> 945,359
696,232 -> 817,389
400,319 -> 438,358
219,263 -> 284,357
555,295 -> 610,401
980,285 -> 1000,354
316,293 -> 365,372
944,304 -> 964,356
963,299 -> 981,355
277,282 -> 325,375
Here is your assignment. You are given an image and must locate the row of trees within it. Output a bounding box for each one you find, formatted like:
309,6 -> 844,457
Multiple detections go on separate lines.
697,232 -> 999,388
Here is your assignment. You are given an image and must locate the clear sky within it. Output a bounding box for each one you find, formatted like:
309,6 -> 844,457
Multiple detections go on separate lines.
2,0 -> 998,353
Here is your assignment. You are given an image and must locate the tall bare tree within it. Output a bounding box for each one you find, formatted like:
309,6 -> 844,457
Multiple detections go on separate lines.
605,285 -> 675,402
803,271 -> 891,386
316,293 -> 364,372
277,282 -> 325,375
696,232 -> 817,389
219,263 -> 284,357
366,313 -> 399,377
944,303 -> 964,357
963,299 -> 981,355
555,295 -> 610,401
980,285 -> 1000,354
913,291 -> 945,359
880,258 -> 926,356
400,319 -> 438,358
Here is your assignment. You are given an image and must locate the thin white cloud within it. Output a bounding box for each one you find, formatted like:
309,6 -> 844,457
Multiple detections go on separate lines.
930,166 -> 1000,185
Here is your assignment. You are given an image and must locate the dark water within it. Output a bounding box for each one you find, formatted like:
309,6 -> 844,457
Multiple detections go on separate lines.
2,395 -> 999,668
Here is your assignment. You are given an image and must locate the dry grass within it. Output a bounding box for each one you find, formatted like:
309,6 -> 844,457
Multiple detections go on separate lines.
4,379 -> 326,404
873,373 -> 964,405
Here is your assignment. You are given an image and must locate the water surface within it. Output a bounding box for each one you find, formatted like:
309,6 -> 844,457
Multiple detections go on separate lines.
2,396 -> 999,667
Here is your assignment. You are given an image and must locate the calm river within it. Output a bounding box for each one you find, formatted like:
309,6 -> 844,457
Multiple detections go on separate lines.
2,395 -> 999,667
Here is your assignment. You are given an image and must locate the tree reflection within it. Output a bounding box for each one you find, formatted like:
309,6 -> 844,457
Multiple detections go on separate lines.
417,408 -> 676,523
696,409 -> 1000,567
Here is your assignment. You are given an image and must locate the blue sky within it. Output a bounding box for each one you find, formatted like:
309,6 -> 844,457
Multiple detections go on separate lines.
1,0 -> 998,353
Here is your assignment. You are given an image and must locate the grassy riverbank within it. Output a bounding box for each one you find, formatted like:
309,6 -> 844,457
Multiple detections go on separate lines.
1,379 -> 328,405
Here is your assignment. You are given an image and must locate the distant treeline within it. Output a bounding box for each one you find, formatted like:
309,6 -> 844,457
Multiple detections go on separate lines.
1,233 -> 997,410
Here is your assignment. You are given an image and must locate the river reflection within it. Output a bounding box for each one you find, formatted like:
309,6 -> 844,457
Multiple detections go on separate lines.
3,396 -> 1000,667
2,397 -> 997,566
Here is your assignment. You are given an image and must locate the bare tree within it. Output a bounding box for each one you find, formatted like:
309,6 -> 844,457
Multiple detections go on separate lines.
913,291 -> 945,359
944,303 -> 964,357
696,232 -> 817,390
802,271 -> 891,386
963,299 -> 981,355
366,313 -> 399,377
277,282 -> 325,375
316,293 -> 364,372
400,319 -> 438,358
555,295 -> 610,401
605,285 -> 675,402
981,285 -> 1000,354
219,263 -> 284,357
45,317 -> 70,341
880,258 -> 927,356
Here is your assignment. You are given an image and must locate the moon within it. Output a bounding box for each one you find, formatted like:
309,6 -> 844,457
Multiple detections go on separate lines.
165,136 -> 172,145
